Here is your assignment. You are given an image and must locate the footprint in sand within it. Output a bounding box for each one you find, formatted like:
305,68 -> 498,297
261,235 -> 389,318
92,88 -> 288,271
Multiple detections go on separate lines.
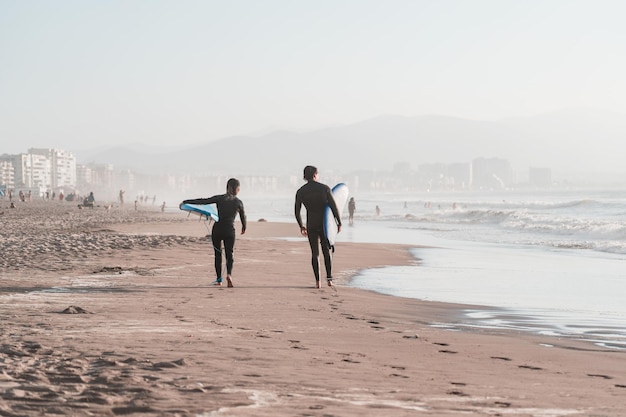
289,340 -> 307,350
518,365 -> 543,371
491,356 -> 512,361
587,374 -> 613,379
447,389 -> 469,397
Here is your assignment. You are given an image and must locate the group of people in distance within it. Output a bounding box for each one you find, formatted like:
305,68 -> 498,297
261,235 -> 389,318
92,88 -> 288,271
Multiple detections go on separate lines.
180,165 -> 343,289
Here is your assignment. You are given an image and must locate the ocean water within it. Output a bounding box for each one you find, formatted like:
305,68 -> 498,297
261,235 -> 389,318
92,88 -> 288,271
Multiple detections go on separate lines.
247,188 -> 626,348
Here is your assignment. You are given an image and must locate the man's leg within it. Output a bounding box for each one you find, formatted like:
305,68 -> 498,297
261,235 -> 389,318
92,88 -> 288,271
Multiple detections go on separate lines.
307,231 -> 321,287
211,235 -> 223,285
320,237 -> 333,286
223,235 -> 236,287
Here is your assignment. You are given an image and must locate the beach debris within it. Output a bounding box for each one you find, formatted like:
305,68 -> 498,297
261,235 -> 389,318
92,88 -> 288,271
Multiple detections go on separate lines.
61,306 -> 91,314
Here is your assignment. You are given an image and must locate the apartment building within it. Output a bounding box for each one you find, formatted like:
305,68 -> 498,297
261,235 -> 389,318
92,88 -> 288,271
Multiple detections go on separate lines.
0,155 -> 15,189
29,148 -> 76,189
13,152 -> 51,191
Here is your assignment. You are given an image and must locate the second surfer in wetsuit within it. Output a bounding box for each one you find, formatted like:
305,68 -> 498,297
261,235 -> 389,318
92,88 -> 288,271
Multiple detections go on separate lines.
295,165 -> 342,288
181,178 -> 247,287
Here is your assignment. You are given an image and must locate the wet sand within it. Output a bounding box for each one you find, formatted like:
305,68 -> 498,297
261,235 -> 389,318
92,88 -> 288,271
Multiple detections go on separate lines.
1,200 -> 625,416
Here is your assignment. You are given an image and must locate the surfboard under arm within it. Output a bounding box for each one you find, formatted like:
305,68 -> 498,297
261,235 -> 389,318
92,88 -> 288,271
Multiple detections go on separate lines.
324,183 -> 349,249
179,203 -> 219,222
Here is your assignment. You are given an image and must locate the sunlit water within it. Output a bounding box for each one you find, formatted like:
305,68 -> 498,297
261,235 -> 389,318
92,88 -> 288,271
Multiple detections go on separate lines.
226,188 -> 626,348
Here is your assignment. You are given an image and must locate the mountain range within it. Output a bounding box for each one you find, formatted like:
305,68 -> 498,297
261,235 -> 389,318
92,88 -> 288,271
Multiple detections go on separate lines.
77,108 -> 626,178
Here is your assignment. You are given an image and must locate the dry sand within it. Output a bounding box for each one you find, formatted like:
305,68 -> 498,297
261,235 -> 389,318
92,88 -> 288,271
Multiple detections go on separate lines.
1,200 -> 625,416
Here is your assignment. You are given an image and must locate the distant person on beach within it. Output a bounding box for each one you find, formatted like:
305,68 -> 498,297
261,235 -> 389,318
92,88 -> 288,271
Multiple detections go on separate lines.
181,178 -> 247,288
161,201 -> 166,212
348,197 -> 356,226
295,165 -> 342,289
375,205 -> 381,216
119,190 -> 125,206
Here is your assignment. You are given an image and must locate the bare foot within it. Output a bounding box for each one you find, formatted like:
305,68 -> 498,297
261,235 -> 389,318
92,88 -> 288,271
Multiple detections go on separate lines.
212,278 -> 222,286
315,281 -> 322,289
226,276 -> 234,288
327,279 -> 333,287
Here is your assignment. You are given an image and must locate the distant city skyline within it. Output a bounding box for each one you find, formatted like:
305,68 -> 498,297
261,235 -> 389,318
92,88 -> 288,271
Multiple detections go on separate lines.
3,107 -> 626,183
2,1 -> 626,157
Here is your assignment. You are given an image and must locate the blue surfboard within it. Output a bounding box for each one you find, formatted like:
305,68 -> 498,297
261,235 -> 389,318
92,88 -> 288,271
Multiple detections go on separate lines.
180,203 -> 219,222
324,183 -> 349,249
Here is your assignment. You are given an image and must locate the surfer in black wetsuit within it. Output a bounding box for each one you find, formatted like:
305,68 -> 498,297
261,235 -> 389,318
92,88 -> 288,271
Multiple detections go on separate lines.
181,178 -> 247,287
295,165 -> 342,289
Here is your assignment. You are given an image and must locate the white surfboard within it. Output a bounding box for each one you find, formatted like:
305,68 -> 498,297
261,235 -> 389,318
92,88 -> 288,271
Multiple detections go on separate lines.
324,183 -> 349,249
180,203 -> 219,222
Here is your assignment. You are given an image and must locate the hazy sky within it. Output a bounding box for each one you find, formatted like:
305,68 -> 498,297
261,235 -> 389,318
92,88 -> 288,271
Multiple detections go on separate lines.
2,0 -> 625,154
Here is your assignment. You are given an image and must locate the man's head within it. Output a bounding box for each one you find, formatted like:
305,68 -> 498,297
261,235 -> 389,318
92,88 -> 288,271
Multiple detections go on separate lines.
303,165 -> 318,181
226,178 -> 240,195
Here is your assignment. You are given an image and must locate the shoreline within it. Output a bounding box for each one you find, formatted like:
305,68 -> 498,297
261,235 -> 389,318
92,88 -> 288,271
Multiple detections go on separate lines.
1,202 -> 625,416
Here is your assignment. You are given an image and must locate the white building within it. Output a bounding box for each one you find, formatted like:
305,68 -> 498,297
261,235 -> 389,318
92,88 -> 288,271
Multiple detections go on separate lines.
13,153 -> 51,192
77,163 -> 114,191
0,156 -> 15,189
29,148 -> 76,189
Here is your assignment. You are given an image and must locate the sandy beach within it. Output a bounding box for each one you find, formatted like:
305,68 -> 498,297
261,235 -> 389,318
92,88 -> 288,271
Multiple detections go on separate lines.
1,201 -> 625,416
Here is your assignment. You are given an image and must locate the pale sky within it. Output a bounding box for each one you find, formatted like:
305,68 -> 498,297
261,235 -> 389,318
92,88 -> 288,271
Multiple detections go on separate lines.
2,0 -> 625,154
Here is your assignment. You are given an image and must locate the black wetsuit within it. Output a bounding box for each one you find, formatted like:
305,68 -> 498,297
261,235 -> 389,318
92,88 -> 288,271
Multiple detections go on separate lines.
183,194 -> 246,280
295,181 -> 341,282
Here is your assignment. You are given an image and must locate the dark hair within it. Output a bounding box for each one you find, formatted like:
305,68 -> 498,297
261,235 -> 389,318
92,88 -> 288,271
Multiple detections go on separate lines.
303,165 -> 318,181
226,178 -> 240,195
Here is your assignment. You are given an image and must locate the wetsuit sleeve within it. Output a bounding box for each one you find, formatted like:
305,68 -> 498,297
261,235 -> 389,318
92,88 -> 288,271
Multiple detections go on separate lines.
182,195 -> 219,205
238,199 -> 247,232
326,187 -> 342,227
294,191 -> 304,228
